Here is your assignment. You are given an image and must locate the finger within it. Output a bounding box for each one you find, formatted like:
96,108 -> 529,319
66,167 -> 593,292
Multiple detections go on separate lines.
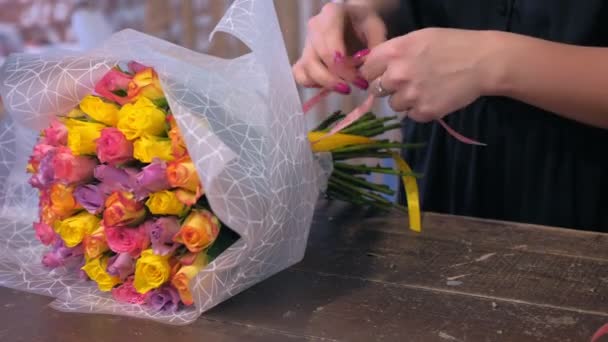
306,59 -> 351,94
292,61 -> 320,88
407,108 -> 434,123
359,41 -> 393,81
388,89 -> 417,113
361,16 -> 387,48
309,30 -> 346,71
368,77 -> 396,98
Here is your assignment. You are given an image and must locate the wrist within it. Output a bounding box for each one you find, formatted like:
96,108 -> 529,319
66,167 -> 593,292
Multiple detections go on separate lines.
476,30 -> 514,97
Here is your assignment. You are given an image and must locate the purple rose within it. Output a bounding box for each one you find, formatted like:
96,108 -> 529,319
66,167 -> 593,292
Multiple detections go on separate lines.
107,253 -> 135,281
42,250 -> 64,268
74,184 -> 107,214
94,165 -> 137,194
134,159 -> 170,199
145,285 -> 180,313
29,149 -> 57,189
144,217 -> 180,256
42,240 -> 85,269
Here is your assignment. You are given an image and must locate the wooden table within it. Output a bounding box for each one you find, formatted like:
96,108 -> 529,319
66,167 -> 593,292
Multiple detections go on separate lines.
1,202 -> 607,341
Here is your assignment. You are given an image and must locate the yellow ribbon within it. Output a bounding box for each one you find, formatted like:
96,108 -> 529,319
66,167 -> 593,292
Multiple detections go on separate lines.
391,153 -> 421,232
308,132 -> 374,152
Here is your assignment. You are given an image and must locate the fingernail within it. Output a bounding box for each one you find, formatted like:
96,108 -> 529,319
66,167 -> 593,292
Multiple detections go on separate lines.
353,49 -> 370,60
333,82 -> 351,94
353,77 -> 369,90
334,51 -> 344,63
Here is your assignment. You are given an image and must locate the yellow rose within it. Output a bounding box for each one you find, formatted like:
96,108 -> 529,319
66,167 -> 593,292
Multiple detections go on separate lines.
117,97 -> 166,140
133,135 -> 174,163
65,118 -> 106,155
55,211 -> 101,247
171,253 -> 208,306
81,256 -> 121,292
145,190 -> 188,216
66,108 -> 86,118
134,249 -> 171,294
79,95 -> 120,126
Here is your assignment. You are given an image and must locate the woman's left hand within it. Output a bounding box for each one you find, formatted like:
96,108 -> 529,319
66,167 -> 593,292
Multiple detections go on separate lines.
360,28 -> 500,122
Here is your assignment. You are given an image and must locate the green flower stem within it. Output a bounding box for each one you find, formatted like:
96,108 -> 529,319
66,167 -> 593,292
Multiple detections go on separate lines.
329,177 -> 392,204
331,152 -> 395,161
331,169 -> 395,195
315,111 -> 344,131
328,182 -> 408,213
327,183 -> 392,211
340,116 -> 398,135
332,142 -> 426,154
334,162 -> 422,177
360,123 -> 403,137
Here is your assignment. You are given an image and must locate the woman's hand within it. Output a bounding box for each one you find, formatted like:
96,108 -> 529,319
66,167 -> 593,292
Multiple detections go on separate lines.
292,3 -> 388,94
361,28 -> 499,122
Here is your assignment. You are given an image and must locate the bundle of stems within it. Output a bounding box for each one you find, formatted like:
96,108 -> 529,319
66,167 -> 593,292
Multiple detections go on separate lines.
314,111 -> 425,212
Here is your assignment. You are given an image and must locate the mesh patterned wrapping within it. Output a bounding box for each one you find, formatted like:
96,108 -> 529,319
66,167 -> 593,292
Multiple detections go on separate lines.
0,0 -> 322,324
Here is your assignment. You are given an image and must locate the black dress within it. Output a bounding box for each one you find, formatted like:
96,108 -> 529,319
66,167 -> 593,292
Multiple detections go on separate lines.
387,1 -> 608,232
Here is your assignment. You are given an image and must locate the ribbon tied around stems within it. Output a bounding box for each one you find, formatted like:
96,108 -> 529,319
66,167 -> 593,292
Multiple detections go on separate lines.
302,52 -> 427,232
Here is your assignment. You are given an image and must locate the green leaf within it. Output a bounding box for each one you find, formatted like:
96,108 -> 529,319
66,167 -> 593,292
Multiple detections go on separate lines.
152,97 -> 169,109
111,89 -> 128,97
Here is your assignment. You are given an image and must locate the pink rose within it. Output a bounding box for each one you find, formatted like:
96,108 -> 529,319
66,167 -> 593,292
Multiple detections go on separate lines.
105,225 -> 150,258
34,222 -> 56,246
94,69 -> 133,105
128,61 -> 148,74
97,128 -> 134,166
111,277 -> 146,305
41,119 -> 67,146
52,147 -> 97,185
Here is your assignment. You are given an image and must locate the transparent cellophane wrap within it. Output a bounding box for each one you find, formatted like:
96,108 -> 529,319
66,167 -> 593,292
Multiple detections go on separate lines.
0,0 -> 324,324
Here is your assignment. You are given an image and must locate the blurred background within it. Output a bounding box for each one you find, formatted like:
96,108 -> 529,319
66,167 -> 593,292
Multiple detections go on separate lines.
0,0 -> 399,196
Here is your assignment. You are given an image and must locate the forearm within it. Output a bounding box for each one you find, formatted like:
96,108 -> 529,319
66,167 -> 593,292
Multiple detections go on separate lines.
485,31 -> 608,129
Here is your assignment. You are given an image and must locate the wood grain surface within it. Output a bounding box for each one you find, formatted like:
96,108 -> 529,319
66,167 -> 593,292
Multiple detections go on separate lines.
1,201 -> 606,342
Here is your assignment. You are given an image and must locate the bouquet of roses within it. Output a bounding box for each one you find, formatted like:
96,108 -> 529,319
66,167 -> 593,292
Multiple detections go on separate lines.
0,0 -> 422,324
26,60 -> 240,312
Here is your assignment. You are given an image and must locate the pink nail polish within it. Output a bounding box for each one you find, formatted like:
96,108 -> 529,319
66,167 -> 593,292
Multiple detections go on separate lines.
353,49 -> 370,60
334,51 -> 344,63
353,77 -> 369,90
333,82 -> 351,94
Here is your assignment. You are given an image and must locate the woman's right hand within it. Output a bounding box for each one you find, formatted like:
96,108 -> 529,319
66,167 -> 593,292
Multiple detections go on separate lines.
292,2 -> 388,94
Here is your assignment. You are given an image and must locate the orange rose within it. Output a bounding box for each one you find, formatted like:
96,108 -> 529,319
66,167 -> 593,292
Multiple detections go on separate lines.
103,192 -> 146,227
127,68 -> 164,101
171,252 -> 208,306
49,183 -> 82,219
83,226 -> 109,259
166,157 -> 201,193
173,209 -> 220,253
39,189 -> 59,226
167,115 -> 187,158
40,205 -> 59,226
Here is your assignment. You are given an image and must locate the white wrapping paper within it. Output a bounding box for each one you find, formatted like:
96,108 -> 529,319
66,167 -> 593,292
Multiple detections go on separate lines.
0,0 -> 322,324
